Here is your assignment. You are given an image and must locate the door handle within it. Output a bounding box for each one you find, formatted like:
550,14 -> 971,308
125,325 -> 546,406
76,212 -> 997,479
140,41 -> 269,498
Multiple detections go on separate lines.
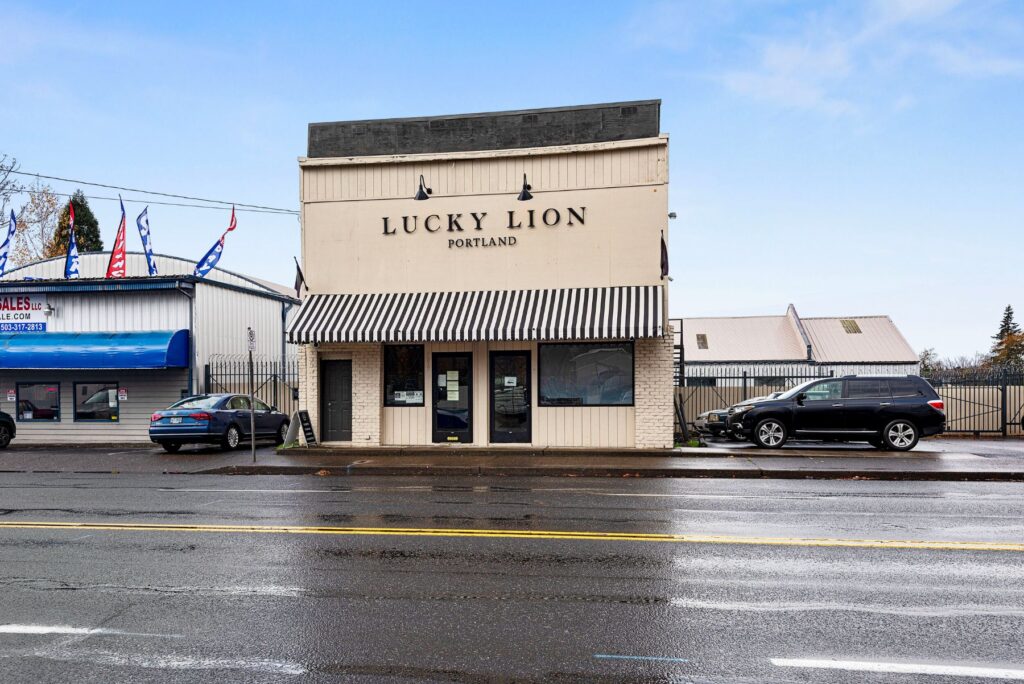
880,402 -> 892,407
832,403 -> 844,407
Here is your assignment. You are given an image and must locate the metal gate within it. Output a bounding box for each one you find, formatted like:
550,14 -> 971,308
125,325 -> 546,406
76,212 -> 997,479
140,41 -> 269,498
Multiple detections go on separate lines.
204,356 -> 299,418
925,371 -> 1024,436
673,362 -> 1024,438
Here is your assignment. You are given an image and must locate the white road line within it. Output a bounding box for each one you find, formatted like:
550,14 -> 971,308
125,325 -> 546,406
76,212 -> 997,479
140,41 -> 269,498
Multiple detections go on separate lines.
0,625 -> 175,637
160,489 -> 341,493
771,658 -> 1024,679
0,648 -> 305,675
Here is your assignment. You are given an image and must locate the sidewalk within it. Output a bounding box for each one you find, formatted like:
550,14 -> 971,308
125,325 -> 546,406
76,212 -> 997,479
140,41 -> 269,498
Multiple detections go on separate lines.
1,444 -> 1022,481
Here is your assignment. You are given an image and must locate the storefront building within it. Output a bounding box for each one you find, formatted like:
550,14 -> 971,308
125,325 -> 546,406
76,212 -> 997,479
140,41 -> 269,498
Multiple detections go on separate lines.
0,253 -> 297,444
289,101 -> 674,449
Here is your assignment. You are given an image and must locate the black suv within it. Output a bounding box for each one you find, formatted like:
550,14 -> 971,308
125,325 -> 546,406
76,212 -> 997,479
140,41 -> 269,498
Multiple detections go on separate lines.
729,375 -> 944,451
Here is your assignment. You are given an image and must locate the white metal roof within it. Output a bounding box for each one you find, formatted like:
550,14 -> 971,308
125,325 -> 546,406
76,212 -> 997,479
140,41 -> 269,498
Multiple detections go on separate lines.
673,307 -> 917,364
802,316 -> 918,363
1,252 -> 292,297
675,315 -> 807,362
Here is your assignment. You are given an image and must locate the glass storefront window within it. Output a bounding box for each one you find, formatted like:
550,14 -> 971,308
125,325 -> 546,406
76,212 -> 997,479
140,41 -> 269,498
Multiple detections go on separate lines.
384,345 -> 425,406
539,343 -> 634,407
74,383 -> 119,422
17,383 -> 61,422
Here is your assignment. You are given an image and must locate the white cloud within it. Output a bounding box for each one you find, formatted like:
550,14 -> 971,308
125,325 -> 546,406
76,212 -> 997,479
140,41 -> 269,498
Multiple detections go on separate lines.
624,0 -> 737,52
893,93 -> 917,111
928,43 -> 1024,77
721,40 -> 856,115
695,0 -> 1021,114
868,0 -> 963,29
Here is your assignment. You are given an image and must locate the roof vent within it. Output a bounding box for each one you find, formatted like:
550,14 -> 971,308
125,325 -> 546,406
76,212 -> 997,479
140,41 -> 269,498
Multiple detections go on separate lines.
840,319 -> 862,334
696,333 -> 709,349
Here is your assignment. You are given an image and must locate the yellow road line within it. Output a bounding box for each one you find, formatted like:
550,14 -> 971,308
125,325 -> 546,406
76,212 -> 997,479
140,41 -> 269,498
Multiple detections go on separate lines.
0,521 -> 1020,552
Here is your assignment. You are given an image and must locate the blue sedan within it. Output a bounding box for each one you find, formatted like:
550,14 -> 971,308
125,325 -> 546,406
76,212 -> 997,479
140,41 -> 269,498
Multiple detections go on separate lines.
150,394 -> 290,453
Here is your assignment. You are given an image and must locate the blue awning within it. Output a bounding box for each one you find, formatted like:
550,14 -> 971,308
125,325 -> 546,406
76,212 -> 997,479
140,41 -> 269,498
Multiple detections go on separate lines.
0,330 -> 189,369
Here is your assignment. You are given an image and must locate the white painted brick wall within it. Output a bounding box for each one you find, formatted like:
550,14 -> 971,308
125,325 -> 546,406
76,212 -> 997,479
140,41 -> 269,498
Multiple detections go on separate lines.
634,335 -> 674,449
297,343 -> 381,444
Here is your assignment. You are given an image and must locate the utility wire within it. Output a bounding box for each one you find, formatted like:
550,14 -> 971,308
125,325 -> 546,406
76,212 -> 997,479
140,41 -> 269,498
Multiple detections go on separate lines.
21,187 -> 299,216
12,170 -> 299,214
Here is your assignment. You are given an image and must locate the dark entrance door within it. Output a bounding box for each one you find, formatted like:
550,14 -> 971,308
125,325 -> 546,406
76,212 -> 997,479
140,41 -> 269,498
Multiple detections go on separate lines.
432,352 -> 472,443
320,360 -> 352,442
490,351 -> 531,443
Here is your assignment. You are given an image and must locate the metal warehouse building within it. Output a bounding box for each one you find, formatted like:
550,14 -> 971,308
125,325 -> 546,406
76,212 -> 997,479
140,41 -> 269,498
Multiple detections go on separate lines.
673,304 -> 920,381
0,252 -> 297,444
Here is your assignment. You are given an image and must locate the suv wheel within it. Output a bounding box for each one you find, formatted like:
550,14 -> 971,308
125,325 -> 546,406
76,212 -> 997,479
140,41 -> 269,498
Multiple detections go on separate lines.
753,419 -> 787,449
222,425 -> 242,451
275,421 -> 289,445
0,424 -> 11,449
883,420 -> 919,451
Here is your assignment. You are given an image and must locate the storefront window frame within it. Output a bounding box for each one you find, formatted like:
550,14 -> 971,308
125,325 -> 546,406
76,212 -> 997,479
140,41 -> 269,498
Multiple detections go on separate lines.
15,382 -> 62,422
383,344 -> 426,407
537,341 -> 635,408
72,382 -> 120,423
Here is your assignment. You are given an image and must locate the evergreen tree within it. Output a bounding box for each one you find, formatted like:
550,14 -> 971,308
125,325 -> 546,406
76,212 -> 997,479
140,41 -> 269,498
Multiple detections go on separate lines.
44,190 -> 104,258
991,305 -> 1024,367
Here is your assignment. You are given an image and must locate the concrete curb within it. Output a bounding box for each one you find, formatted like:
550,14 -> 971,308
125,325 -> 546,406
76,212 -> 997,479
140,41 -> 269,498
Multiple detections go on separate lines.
195,464 -> 1024,482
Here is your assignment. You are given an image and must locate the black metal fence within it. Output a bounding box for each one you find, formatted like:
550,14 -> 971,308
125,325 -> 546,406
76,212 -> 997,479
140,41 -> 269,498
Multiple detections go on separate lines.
924,370 -> 1024,436
204,357 -> 299,418
674,363 -> 1024,438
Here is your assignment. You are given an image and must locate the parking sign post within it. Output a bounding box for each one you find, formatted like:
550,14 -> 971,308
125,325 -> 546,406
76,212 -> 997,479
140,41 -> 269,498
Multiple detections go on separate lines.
247,328 -> 256,463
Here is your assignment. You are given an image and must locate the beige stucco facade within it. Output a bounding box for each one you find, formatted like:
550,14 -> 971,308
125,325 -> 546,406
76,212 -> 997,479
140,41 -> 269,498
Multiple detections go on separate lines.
293,120 -> 674,450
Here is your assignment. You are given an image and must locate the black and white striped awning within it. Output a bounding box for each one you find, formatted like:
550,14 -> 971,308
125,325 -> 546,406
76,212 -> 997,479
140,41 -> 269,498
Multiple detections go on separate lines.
287,286 -> 664,344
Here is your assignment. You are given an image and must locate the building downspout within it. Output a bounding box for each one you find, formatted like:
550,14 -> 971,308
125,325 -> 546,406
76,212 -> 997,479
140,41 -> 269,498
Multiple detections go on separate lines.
177,284 -> 196,394
281,301 -> 294,407
281,302 -> 293,371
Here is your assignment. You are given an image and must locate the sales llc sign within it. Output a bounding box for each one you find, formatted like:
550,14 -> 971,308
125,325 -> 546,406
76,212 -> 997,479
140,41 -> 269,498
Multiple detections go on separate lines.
0,294 -> 47,332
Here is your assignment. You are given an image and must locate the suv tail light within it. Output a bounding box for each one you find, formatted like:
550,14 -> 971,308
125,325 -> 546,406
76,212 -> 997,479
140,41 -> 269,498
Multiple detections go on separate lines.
189,412 -> 212,421
927,399 -> 945,412
150,413 -> 162,423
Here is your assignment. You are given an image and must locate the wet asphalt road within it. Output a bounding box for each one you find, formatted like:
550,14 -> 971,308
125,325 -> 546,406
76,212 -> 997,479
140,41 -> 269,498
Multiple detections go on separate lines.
0,474 -> 1022,683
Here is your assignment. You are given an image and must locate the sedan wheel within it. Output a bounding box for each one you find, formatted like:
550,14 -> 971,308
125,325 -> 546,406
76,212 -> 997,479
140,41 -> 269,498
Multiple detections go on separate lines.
275,421 -> 289,445
222,425 -> 241,451
0,425 -> 10,449
883,420 -> 919,451
754,419 -> 787,449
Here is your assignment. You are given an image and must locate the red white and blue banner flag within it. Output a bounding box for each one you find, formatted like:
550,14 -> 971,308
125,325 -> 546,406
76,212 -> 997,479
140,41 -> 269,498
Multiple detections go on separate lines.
136,207 -> 158,276
105,197 -> 128,278
0,210 -> 16,277
64,202 -> 80,279
193,207 -> 237,278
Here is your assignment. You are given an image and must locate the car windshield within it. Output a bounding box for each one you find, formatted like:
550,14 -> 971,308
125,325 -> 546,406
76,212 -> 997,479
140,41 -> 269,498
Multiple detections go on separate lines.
84,390 -> 111,405
777,379 -> 823,400
170,396 -> 223,409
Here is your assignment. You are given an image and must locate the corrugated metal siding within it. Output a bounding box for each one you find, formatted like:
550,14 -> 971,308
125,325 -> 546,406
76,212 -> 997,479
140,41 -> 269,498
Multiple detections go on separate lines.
681,362 -> 921,381
194,285 -> 289,369
802,317 -> 919,363
38,291 -> 189,333
0,369 -> 188,444
302,142 -> 667,203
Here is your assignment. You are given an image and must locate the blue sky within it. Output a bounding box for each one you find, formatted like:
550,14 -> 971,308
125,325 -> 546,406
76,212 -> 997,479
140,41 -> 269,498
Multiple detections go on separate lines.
1,0 -> 1021,358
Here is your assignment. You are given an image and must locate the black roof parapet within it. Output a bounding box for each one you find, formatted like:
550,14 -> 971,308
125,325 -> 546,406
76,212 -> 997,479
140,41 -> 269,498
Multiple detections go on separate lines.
307,100 -> 661,158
